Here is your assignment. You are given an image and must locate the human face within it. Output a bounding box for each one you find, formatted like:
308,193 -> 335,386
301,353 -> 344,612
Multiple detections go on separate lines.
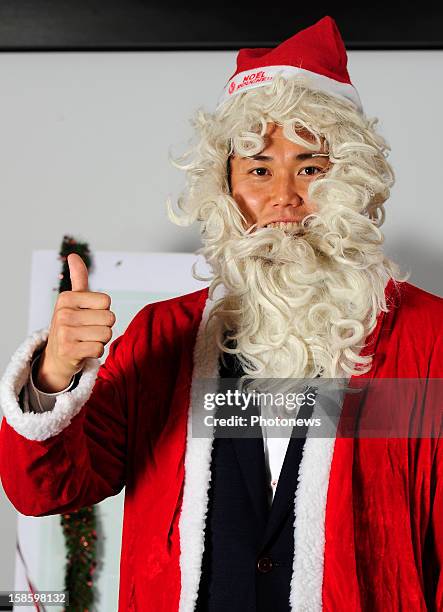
229,123 -> 330,230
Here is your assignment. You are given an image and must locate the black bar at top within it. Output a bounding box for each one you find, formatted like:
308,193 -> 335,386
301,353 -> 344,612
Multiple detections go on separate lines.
0,2 -> 442,51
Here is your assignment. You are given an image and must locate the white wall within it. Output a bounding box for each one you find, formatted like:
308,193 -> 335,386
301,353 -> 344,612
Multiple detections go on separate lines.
1,49 -> 442,593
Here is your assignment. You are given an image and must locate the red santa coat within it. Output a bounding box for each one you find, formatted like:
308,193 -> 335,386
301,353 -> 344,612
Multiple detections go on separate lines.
0,278 -> 442,611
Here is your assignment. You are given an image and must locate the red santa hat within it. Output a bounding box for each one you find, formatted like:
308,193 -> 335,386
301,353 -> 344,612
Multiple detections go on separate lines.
217,15 -> 362,112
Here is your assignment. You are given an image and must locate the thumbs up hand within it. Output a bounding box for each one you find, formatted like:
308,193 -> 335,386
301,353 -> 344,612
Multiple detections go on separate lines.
35,253 -> 116,393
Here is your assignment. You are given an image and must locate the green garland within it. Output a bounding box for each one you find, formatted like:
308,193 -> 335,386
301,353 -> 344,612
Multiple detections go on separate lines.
57,235 -> 97,611
61,508 -> 97,612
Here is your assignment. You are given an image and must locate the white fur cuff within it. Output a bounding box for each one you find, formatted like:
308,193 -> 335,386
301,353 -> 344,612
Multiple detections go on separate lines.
0,328 -> 100,441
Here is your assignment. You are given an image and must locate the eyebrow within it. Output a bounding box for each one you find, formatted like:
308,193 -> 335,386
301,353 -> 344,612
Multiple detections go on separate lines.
245,153 -> 329,162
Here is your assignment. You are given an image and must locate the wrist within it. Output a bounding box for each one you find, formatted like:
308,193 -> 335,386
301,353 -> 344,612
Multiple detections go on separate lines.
34,355 -> 76,393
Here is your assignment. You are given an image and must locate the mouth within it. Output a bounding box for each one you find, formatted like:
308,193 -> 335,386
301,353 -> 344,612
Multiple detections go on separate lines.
263,221 -> 304,233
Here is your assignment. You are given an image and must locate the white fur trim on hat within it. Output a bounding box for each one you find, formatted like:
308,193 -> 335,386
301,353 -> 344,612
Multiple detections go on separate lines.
0,328 -> 100,441
217,65 -> 363,112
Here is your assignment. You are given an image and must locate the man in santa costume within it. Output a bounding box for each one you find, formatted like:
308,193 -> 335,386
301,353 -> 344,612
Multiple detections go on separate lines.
0,15 -> 442,612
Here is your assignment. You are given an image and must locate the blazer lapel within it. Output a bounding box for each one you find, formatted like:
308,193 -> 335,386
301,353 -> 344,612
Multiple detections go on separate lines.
230,433 -> 270,532
217,348 -> 270,532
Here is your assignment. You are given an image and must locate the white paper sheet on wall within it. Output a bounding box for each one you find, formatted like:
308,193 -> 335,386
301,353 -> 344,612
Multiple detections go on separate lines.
15,249 -> 210,612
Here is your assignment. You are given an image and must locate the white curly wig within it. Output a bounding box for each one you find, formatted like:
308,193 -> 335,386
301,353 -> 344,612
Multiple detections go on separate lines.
167,74 -> 408,381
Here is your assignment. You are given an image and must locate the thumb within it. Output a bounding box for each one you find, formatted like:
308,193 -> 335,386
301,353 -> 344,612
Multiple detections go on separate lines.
68,253 -> 89,292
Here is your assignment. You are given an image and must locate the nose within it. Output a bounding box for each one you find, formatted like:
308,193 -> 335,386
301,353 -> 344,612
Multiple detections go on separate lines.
271,172 -> 304,209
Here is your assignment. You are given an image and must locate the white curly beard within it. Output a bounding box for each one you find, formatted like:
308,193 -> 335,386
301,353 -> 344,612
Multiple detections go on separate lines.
207,214 -> 398,382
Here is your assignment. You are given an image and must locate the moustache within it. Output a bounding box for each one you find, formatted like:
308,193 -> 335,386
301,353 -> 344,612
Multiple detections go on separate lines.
239,219 -> 328,262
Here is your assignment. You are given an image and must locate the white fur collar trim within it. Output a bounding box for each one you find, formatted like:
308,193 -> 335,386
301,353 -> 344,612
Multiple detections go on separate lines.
178,285 -> 224,611
289,437 -> 336,610
289,389 -> 344,610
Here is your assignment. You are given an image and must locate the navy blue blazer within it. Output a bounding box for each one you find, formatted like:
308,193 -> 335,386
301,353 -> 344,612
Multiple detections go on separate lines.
196,352 -> 314,611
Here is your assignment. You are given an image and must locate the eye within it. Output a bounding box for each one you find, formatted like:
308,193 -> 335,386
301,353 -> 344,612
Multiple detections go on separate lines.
249,167 -> 269,176
248,165 -> 327,177
299,166 -> 325,176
